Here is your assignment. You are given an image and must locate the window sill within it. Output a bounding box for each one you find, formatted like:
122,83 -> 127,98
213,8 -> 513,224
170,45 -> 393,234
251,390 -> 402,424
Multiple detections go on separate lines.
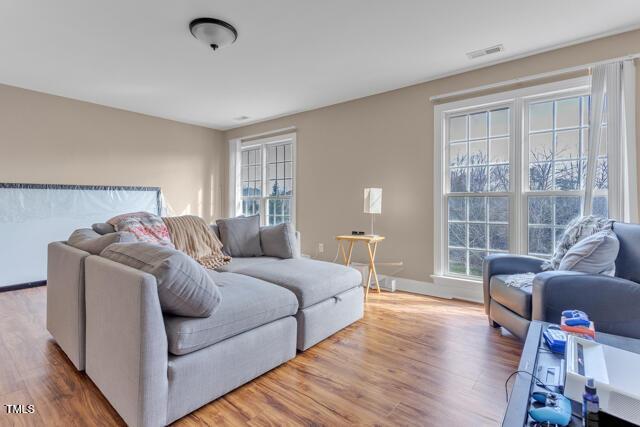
429,274 -> 484,303
431,274 -> 482,287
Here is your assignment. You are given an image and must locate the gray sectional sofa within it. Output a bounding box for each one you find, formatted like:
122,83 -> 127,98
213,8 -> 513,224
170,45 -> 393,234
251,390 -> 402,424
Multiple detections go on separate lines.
47,223 -> 363,427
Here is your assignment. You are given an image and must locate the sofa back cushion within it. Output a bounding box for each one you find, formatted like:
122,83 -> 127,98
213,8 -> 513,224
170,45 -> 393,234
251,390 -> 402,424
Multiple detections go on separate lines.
67,228 -> 136,255
260,223 -> 299,259
558,230 -> 619,275
216,215 -> 263,257
100,242 -> 221,317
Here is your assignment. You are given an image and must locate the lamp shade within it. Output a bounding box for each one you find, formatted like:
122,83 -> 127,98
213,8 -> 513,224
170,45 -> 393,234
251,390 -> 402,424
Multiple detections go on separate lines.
364,188 -> 382,214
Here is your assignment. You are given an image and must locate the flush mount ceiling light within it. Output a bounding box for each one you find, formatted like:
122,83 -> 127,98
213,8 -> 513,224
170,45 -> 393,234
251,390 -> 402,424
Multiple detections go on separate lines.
189,18 -> 238,51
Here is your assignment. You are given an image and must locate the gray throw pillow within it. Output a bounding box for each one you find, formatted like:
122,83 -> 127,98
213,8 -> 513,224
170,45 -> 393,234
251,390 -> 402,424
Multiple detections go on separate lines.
542,215 -> 614,271
67,228 -> 136,255
100,242 -> 221,317
558,230 -> 619,275
92,222 -> 116,235
260,223 -> 299,259
216,215 -> 263,257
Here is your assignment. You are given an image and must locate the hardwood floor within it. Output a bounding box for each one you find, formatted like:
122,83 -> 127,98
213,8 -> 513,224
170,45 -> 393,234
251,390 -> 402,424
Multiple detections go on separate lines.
0,287 -> 522,426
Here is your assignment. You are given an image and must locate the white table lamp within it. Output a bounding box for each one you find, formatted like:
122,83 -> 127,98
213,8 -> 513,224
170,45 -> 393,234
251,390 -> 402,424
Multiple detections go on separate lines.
364,188 -> 382,236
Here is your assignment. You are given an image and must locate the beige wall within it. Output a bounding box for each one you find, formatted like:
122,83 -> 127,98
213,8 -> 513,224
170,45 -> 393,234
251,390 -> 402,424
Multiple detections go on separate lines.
225,29 -> 640,283
0,84 -> 226,223
3,29 -> 639,285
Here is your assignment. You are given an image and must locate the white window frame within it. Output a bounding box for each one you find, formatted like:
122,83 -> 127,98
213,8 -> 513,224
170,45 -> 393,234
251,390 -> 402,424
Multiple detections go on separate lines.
229,132 -> 297,227
433,77 -> 591,287
520,88 -> 608,256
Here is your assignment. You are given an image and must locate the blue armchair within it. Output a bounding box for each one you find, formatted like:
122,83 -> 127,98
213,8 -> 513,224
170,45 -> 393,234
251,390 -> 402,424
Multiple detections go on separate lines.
483,222 -> 640,340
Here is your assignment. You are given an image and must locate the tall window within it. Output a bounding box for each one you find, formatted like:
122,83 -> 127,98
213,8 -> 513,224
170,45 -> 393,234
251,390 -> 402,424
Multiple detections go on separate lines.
235,133 -> 296,225
265,143 -> 294,224
240,147 -> 262,216
447,107 -> 511,276
435,78 -> 609,280
525,95 -> 607,257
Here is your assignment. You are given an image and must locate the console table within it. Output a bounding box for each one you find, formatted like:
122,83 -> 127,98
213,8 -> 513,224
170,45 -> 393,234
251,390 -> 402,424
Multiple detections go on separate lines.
335,235 -> 385,301
504,320 -> 640,426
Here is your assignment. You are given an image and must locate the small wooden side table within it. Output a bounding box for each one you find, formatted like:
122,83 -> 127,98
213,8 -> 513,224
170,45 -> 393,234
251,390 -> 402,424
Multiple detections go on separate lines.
335,235 -> 385,301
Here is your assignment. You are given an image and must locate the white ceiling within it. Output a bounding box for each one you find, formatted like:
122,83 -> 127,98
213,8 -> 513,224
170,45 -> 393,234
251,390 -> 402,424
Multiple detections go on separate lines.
2,1 -> 640,130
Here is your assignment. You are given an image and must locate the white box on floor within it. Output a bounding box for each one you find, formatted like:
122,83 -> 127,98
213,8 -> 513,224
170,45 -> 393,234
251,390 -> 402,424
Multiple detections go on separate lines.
350,262 -> 374,287
349,262 -> 395,291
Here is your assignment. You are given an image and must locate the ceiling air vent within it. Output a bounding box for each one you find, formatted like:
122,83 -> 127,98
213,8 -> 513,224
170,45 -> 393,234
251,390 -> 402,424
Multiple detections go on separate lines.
466,44 -> 504,60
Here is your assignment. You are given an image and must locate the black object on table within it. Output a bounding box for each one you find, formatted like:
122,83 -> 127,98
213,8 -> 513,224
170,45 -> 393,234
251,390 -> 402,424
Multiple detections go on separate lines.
503,320 -> 640,426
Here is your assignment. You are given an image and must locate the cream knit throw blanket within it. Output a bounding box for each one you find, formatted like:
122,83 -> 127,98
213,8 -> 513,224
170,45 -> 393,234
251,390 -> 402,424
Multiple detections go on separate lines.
162,215 -> 231,270
505,215 -> 613,289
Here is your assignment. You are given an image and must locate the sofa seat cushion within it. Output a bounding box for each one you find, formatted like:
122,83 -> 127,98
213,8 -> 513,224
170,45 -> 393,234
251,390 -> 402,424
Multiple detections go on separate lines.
490,274 -> 532,319
216,256 -> 281,273
231,258 -> 362,309
164,271 -> 298,355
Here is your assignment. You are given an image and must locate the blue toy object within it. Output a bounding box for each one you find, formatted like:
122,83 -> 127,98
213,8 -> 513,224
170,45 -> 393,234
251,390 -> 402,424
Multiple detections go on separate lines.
543,325 -> 567,354
529,392 -> 572,426
562,310 -> 591,327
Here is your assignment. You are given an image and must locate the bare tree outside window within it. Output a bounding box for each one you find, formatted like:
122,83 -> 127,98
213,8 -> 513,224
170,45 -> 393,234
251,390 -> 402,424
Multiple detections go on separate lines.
526,95 -> 608,257
446,108 -> 511,276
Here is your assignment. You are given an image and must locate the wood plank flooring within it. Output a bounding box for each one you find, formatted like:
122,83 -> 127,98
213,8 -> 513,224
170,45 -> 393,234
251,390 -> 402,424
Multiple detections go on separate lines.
0,287 -> 522,426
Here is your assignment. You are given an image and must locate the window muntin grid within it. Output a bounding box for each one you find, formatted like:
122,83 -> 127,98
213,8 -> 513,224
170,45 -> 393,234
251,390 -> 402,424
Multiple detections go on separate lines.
448,107 -> 511,193
240,141 -> 294,225
447,196 -> 510,277
527,96 -> 608,191
525,95 -> 609,256
266,143 -> 293,225
240,147 -> 262,217
446,107 -> 511,277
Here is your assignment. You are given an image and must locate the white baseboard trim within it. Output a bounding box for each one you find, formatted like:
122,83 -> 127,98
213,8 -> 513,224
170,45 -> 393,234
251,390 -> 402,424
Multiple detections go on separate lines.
377,275 -> 483,304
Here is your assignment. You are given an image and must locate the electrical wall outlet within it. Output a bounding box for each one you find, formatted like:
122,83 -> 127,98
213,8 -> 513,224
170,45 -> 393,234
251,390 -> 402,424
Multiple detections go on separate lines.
318,243 -> 324,254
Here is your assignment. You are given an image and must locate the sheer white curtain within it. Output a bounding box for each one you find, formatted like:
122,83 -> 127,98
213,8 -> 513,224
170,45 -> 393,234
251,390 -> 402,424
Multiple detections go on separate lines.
584,60 -> 637,222
227,138 -> 242,218
621,60 -> 638,222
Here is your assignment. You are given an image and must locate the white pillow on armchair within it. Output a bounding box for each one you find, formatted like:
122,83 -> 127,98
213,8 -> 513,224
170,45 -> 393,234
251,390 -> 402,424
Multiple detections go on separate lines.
558,230 -> 619,275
